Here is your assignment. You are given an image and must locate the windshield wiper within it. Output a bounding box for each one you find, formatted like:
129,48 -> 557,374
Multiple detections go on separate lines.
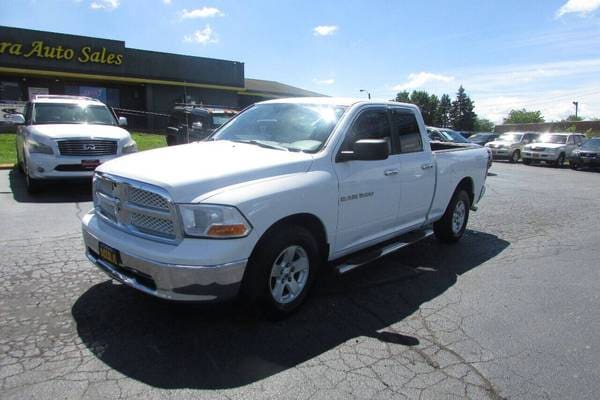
233,139 -> 289,151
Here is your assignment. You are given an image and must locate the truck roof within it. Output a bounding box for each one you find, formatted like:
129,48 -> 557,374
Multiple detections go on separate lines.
260,96 -> 419,109
31,95 -> 104,106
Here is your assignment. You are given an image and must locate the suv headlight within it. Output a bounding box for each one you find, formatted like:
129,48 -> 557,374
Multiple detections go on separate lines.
179,204 -> 252,238
27,138 -> 54,155
122,140 -> 138,154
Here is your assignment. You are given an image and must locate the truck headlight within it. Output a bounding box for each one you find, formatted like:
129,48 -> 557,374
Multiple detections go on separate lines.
179,204 -> 252,238
27,138 -> 54,155
122,140 -> 138,154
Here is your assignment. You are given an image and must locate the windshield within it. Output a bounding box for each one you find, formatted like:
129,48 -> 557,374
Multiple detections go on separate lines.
498,134 -> 523,143
440,129 -> 469,143
580,138 -> 599,150
212,114 -> 233,128
537,134 -> 567,144
32,103 -> 116,125
212,103 -> 347,152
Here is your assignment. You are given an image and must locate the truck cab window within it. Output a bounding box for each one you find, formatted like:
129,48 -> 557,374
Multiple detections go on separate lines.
344,109 -> 391,151
392,110 -> 422,153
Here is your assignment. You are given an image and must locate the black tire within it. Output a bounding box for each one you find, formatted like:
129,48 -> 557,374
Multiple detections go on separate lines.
509,150 -> 520,163
242,225 -> 320,318
25,171 -> 42,194
166,135 -> 178,146
434,190 -> 470,244
570,161 -> 580,170
522,158 -> 532,165
554,153 -> 565,168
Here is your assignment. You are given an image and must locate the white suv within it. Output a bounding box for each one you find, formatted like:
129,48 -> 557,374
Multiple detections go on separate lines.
13,95 -> 137,193
522,132 -> 587,167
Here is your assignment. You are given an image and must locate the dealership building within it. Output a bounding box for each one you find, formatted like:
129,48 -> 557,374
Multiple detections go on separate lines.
0,26 -> 321,130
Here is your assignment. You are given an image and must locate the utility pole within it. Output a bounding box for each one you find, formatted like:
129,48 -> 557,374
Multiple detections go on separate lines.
573,101 -> 579,118
359,89 -> 371,99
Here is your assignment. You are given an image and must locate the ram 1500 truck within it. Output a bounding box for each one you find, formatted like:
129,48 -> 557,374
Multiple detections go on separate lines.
82,98 -> 489,316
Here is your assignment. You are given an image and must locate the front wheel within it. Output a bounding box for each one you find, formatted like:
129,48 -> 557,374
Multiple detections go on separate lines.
509,150 -> 520,163
242,225 -> 320,318
570,161 -> 580,170
522,158 -> 532,165
554,153 -> 565,168
434,190 -> 470,244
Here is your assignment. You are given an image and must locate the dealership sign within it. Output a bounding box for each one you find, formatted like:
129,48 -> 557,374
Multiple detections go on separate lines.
0,40 -> 124,65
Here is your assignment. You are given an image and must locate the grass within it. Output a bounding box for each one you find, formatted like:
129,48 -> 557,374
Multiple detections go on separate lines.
0,132 -> 167,165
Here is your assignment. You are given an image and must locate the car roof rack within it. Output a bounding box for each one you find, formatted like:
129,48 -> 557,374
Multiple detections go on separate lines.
33,95 -> 101,102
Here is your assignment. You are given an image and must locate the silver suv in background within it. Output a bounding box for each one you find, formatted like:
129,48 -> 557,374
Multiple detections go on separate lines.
485,132 -> 539,163
522,132 -> 587,167
13,95 -> 137,193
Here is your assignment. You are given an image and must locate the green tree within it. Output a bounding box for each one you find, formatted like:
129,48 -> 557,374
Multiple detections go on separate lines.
394,91 -> 410,102
450,86 -> 477,131
503,109 -> 544,124
473,117 -> 495,132
409,91 -> 439,126
564,114 -> 583,122
436,94 -> 452,128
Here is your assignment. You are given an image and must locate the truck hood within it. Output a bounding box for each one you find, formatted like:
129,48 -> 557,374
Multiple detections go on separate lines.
528,143 -> 565,150
488,141 -> 517,147
97,140 -> 314,202
30,124 -> 130,140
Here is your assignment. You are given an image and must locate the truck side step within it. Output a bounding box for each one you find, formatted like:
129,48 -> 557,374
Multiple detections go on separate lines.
334,228 -> 434,275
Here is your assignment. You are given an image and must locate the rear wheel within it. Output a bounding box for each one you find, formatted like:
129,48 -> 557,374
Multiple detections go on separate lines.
522,158 -> 532,165
570,161 -> 580,170
509,150 -> 520,163
242,225 -> 320,318
434,190 -> 470,244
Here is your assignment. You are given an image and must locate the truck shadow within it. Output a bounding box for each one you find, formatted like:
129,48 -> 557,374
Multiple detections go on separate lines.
71,230 -> 508,390
8,168 -> 92,203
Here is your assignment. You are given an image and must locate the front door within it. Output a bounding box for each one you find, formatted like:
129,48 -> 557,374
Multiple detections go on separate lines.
333,107 -> 402,254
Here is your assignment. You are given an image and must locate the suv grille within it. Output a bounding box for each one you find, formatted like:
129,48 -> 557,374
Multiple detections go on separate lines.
58,140 -> 117,156
94,174 -> 180,242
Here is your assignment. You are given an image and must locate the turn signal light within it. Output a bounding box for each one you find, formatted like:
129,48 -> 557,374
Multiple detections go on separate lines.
206,224 -> 249,237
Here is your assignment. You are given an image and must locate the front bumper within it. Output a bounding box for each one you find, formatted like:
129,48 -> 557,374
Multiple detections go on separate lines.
488,148 -> 512,159
521,151 -> 559,161
83,219 -> 247,302
27,153 -> 123,179
569,155 -> 600,166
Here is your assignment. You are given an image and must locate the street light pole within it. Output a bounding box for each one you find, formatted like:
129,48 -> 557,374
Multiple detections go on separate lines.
359,89 -> 371,100
573,101 -> 579,118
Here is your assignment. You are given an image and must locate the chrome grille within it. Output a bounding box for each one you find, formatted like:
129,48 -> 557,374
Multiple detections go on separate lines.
93,174 -> 180,243
58,140 -> 117,156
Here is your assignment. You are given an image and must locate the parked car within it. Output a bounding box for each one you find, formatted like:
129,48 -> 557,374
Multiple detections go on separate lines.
165,104 -> 237,146
522,132 -> 587,167
13,95 -> 137,193
426,127 -> 471,144
82,97 -> 489,317
485,132 -> 539,163
569,137 -> 600,170
468,132 -> 499,146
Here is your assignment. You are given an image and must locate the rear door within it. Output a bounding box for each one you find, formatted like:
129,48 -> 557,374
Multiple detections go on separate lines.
390,108 -> 436,229
333,107 -> 402,254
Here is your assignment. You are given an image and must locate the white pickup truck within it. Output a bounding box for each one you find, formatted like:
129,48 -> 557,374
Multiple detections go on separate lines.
82,98 -> 489,316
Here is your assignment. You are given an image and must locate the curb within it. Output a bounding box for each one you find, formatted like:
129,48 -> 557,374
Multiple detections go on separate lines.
0,163 -> 15,170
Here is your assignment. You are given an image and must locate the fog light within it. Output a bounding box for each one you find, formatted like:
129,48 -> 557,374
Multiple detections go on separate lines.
37,167 -> 45,173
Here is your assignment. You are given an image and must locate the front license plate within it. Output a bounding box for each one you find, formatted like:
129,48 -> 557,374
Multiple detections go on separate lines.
81,159 -> 101,169
98,242 -> 120,266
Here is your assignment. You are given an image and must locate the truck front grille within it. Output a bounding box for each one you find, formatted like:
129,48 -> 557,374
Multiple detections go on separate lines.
58,140 -> 117,156
94,174 -> 180,243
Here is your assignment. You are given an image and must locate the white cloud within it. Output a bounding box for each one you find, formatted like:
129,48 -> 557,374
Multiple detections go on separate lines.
556,0 -> 600,17
183,25 -> 218,45
181,7 -> 224,19
313,25 -> 338,36
392,72 -> 455,91
163,0 -> 172,4
314,78 -> 335,85
90,0 -> 119,10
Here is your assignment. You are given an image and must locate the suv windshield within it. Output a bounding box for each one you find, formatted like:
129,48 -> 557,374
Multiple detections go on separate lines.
212,103 -> 347,152
498,134 -> 523,143
580,138 -> 600,150
32,103 -> 116,125
441,129 -> 469,143
537,134 -> 567,144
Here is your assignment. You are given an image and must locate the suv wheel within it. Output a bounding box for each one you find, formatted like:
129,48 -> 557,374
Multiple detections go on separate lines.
434,190 -> 470,244
242,225 -> 320,318
24,159 -> 42,194
509,150 -> 520,163
554,153 -> 565,168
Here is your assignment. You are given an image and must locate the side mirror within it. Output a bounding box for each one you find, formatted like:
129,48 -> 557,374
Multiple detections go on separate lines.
118,116 -> 128,126
191,121 -> 204,130
338,138 -> 390,162
7,113 -> 25,125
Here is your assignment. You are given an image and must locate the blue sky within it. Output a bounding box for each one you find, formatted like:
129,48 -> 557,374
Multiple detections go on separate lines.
2,0 -> 600,122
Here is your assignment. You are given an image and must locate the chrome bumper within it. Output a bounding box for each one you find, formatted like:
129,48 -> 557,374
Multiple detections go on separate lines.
83,229 -> 247,302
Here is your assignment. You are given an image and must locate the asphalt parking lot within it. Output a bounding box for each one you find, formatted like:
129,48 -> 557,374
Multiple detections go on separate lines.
1,162 -> 600,400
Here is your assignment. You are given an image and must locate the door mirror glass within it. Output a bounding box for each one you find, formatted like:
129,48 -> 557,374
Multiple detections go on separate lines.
338,138 -> 390,161
7,113 -> 25,125
118,116 -> 128,126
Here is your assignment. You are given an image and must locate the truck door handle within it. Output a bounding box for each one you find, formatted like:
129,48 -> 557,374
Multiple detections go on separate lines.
421,163 -> 434,170
384,169 -> 399,176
